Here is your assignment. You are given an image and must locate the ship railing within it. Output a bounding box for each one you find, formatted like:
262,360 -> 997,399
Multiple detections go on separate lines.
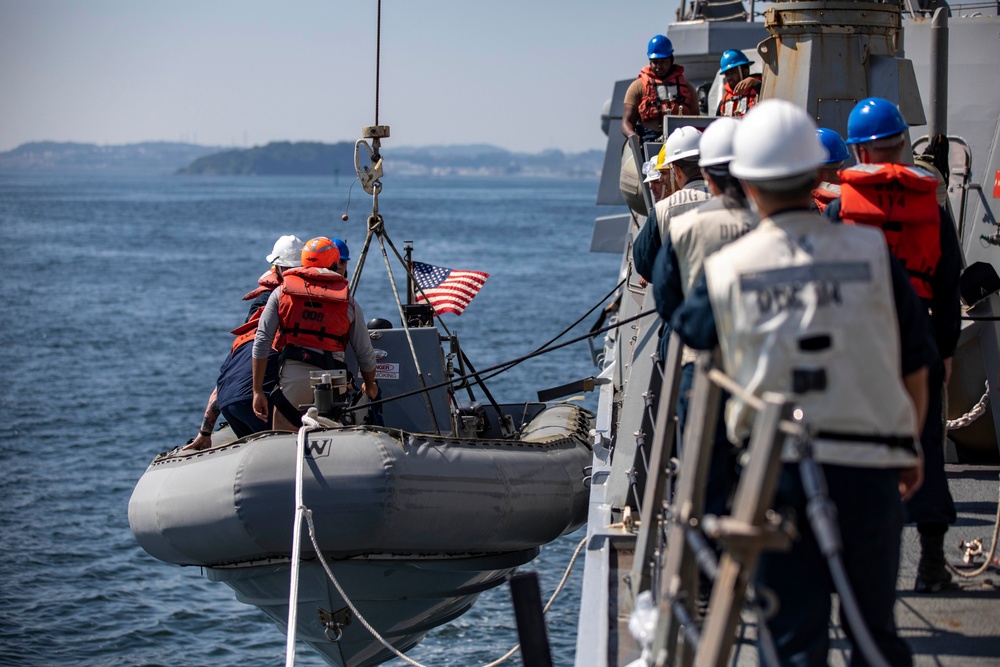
627,332 -> 796,666
628,333 -> 902,667
907,1 -> 1000,17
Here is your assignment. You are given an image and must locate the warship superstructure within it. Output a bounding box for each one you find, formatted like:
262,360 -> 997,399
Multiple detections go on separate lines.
577,1 -> 1000,664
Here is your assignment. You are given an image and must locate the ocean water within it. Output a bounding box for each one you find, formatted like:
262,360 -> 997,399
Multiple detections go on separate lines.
0,172 -> 622,666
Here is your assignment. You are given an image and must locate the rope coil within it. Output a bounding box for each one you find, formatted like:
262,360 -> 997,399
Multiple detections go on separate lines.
947,482 -> 1000,579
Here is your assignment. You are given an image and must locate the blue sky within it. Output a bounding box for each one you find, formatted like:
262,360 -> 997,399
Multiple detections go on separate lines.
0,0 -> 683,153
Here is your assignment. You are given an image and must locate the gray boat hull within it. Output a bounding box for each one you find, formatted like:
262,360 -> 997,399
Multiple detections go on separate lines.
129,402 -> 592,566
207,549 -> 537,667
128,402 -> 592,666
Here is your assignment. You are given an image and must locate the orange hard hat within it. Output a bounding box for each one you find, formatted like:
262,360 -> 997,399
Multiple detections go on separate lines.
301,237 -> 340,269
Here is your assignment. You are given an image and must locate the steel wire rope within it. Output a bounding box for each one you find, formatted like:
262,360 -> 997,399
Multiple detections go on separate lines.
287,3 -> 587,657
373,230 -> 627,389
350,214 -> 379,296
372,228 -> 441,432
341,170 -> 629,420
300,512 -> 588,667
372,228 -> 510,413
473,278 -> 629,385
374,0 -> 380,127
340,308 -> 656,415
348,0 -> 630,412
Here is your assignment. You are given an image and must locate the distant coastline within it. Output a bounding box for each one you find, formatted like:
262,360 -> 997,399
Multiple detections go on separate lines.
0,140 -> 604,178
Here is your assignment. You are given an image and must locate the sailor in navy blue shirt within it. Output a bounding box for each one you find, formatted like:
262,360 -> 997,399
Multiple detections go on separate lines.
673,99 -> 934,667
827,96 -> 962,593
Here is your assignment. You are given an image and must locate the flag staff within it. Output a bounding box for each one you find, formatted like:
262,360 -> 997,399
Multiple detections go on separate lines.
404,241 -> 414,305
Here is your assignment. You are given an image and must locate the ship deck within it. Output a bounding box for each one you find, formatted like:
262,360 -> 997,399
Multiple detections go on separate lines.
727,463 -> 1000,666
594,464 -> 1000,665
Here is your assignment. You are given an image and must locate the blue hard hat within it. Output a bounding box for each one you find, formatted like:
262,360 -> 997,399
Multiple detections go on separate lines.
647,34 -> 673,60
816,128 -> 850,164
845,97 -> 908,145
719,49 -> 751,74
331,237 -> 350,261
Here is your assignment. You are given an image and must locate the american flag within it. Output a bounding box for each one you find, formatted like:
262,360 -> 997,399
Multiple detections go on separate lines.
412,261 -> 489,316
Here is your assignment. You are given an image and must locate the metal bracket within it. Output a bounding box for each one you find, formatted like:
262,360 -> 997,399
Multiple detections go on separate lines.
701,514 -> 795,555
317,606 -> 352,642
355,140 -> 384,196
362,125 -> 390,139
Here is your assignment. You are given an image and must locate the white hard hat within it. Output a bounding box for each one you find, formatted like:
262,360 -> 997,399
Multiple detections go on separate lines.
729,99 -> 826,181
698,117 -> 739,167
642,158 -> 662,183
662,126 -> 702,165
266,234 -> 304,267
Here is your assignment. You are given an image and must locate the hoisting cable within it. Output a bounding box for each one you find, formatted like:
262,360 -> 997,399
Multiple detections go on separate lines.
359,228 -> 523,423
301,512 -> 588,667
373,0 -> 381,127
474,277 -> 628,384
349,215 -> 379,296
375,229 -> 627,388
373,228 -> 441,433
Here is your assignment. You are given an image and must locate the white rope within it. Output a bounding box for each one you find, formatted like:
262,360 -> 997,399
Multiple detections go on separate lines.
302,513 -> 588,667
947,480 -> 1000,579
303,510 -> 428,667
480,535 -> 589,667
285,410 -> 322,667
946,381 -> 990,431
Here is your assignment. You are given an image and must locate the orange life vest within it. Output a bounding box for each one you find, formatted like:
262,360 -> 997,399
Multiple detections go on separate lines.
716,75 -> 760,118
275,267 -> 351,352
839,163 -> 941,299
230,307 -> 268,354
811,182 -> 841,213
637,65 -> 695,122
243,268 -> 281,301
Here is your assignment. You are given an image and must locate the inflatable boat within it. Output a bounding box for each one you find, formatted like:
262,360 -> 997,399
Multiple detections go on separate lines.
129,321 -> 593,666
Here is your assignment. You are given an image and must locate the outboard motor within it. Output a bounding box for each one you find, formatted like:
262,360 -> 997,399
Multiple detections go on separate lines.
307,369 -> 384,426
307,370 -> 353,421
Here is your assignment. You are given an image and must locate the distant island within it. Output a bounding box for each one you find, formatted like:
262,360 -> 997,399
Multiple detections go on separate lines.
0,140 -> 604,178
180,141 -> 604,178
0,141 -> 223,174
